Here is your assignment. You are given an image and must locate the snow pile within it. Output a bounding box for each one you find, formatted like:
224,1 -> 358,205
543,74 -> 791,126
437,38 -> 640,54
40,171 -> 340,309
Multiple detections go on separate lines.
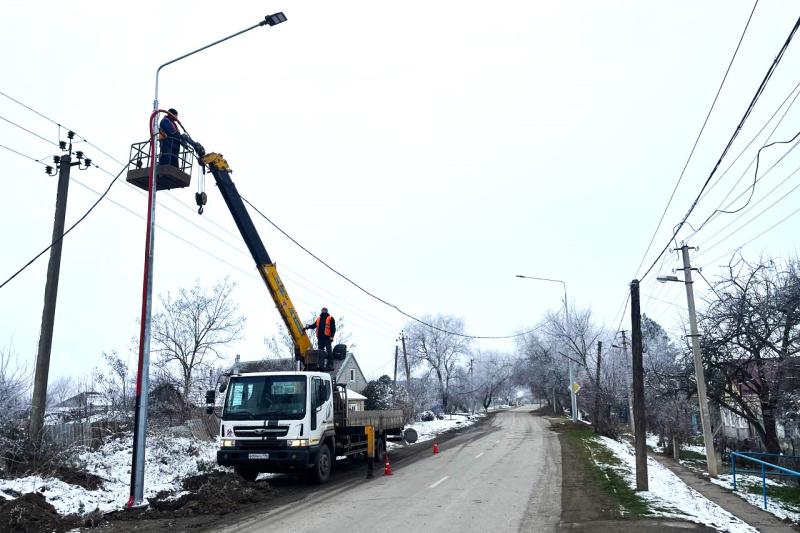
0,433 -> 222,516
388,413 -> 482,449
598,437 -> 757,533
710,474 -> 800,524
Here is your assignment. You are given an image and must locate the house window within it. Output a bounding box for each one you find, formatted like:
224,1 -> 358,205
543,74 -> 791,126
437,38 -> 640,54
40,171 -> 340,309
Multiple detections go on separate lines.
349,369 -> 355,382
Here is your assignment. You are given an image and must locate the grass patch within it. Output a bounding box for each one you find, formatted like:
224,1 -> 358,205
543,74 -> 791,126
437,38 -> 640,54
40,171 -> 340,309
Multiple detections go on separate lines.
563,425 -> 651,517
743,482 -> 800,510
680,450 -> 706,462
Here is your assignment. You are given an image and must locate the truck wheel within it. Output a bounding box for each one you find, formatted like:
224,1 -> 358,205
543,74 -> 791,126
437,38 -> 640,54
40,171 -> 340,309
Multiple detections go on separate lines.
235,466 -> 259,482
310,444 -> 332,484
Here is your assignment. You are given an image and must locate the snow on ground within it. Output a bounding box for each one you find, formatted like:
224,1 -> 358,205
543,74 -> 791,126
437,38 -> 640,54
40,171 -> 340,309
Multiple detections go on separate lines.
710,474 -> 800,525
387,413 -> 482,450
598,437 -> 757,533
0,433 -> 223,516
646,434 -> 665,453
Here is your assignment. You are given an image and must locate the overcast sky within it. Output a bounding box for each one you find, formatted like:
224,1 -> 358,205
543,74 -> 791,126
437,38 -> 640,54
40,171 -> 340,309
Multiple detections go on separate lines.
2,1 -> 799,385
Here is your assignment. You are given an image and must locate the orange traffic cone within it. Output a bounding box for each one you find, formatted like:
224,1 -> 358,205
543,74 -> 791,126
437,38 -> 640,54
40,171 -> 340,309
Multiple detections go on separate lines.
433,441 -> 439,454
383,454 -> 393,476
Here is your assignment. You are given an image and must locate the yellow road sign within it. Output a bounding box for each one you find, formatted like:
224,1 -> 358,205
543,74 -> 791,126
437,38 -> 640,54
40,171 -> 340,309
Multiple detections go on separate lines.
571,382 -> 581,394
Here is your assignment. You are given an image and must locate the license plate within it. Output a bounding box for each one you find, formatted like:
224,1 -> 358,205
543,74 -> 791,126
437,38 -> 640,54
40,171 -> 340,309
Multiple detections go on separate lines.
248,453 -> 269,459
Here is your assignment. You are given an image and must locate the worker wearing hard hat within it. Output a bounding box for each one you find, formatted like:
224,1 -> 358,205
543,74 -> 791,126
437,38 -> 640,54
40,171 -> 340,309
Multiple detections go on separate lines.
158,108 -> 181,166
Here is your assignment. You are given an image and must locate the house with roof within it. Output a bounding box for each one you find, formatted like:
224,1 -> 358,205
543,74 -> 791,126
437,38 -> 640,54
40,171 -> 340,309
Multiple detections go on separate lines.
332,352 -> 368,394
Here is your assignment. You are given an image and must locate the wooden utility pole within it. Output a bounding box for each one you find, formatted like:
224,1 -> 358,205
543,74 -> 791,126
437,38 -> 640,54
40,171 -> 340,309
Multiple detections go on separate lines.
593,341 -> 602,432
630,279 -> 648,491
30,138 -> 86,443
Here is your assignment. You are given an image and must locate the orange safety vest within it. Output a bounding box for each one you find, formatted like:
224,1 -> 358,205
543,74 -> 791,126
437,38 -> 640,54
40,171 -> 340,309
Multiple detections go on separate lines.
315,315 -> 333,337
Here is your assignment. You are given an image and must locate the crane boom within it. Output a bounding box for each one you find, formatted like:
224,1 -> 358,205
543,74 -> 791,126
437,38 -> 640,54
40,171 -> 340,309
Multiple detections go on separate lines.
200,152 -> 314,364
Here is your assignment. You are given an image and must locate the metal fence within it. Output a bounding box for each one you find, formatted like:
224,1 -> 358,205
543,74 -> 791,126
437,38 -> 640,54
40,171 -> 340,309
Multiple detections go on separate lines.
730,451 -> 800,509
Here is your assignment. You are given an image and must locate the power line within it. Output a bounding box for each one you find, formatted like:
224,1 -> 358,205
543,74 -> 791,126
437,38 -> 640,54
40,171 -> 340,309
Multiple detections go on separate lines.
0,144 -> 50,167
633,0 -> 759,279
700,204 -> 800,268
695,158 -> 800,253
639,13 -> 800,282
241,195 -> 537,340
0,114 -> 59,147
0,163 -> 125,290
692,79 -> 800,216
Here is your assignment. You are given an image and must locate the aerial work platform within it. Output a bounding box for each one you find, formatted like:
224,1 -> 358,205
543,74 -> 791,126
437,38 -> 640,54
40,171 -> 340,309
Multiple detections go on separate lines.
126,140 -> 195,191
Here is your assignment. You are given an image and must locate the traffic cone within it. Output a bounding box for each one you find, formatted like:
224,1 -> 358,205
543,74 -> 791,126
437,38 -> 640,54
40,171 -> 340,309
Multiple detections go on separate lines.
383,454 -> 393,476
433,441 -> 439,454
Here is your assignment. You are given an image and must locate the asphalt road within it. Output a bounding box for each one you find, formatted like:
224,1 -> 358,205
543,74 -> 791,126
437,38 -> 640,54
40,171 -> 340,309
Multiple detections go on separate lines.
221,406 -> 561,533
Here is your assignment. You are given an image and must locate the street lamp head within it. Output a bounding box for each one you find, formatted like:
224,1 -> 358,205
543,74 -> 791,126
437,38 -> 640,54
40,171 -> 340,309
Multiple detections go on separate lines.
264,12 -> 287,26
515,274 -> 525,278
656,275 -> 680,283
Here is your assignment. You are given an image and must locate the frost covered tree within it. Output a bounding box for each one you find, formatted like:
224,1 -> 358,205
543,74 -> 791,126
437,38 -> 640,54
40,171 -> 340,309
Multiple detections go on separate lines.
404,315 -> 471,412
151,277 -> 245,403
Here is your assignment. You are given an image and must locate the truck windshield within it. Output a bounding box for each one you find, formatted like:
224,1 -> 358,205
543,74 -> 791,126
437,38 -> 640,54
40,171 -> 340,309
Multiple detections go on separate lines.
223,376 -> 307,420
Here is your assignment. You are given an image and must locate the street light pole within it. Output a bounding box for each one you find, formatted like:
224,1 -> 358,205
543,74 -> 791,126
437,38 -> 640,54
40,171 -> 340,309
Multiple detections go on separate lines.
128,13 -> 287,509
657,244 -> 718,477
515,275 -> 576,422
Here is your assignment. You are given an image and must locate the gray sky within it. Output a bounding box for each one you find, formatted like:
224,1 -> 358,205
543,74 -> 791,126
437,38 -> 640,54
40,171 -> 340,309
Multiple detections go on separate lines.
2,1 -> 799,384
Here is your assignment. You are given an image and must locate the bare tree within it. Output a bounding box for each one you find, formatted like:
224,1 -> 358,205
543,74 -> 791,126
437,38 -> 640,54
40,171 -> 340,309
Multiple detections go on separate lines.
0,343 -> 31,472
700,255 -> 800,452
152,277 -> 245,403
404,315 -> 471,412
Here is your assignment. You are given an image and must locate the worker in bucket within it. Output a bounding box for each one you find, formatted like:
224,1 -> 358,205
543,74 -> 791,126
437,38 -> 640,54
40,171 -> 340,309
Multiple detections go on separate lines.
158,108 -> 181,166
305,307 -> 336,365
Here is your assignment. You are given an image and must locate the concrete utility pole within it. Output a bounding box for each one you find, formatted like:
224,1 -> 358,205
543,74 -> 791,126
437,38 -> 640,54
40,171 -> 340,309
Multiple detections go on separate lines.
400,331 -> 411,385
393,345 -> 398,385
30,134 -> 91,443
620,330 -> 635,435
30,154 -> 72,442
630,279 -> 648,491
679,244 -> 719,476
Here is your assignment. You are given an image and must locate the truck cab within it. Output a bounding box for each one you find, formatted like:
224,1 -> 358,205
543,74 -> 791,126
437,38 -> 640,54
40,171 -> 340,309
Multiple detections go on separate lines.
215,371 -> 336,483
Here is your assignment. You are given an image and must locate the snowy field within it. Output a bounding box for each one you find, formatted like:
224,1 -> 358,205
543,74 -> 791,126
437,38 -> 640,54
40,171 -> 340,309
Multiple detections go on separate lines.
388,413 -> 483,450
0,433 -> 222,516
598,437 -> 757,533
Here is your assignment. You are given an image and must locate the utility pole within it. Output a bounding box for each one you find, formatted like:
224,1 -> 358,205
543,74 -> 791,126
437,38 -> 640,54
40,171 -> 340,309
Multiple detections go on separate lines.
620,330 -> 635,435
399,331 -> 411,386
29,132 -> 91,443
630,279 -> 648,491
393,345 -> 398,385
593,341 -> 602,430
679,244 -> 718,476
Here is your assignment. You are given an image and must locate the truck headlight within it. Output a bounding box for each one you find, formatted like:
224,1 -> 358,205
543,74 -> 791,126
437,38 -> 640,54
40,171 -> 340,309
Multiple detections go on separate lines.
287,439 -> 309,447
221,439 -> 235,447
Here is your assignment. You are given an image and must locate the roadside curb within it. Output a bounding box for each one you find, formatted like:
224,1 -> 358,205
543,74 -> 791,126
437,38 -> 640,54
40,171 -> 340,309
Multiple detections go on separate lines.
650,454 -> 798,533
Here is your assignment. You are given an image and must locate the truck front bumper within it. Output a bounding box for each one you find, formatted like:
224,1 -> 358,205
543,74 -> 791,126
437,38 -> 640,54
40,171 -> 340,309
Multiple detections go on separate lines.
217,447 -> 317,472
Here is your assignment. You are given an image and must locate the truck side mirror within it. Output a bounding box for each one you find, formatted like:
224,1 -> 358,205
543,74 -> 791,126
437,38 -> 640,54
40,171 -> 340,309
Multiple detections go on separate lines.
206,406 -> 214,415
205,389 -> 215,404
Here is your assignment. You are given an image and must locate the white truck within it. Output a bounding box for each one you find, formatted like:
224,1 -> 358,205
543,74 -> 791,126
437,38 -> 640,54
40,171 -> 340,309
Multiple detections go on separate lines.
185,151 -> 415,483
208,370 -> 414,483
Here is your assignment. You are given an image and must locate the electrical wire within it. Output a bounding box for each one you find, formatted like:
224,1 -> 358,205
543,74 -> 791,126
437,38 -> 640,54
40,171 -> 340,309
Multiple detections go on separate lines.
241,195 -> 539,340
639,14 -> 800,282
0,163 -> 126,290
693,129 -> 800,232
0,114 -> 59,147
0,144 -> 50,167
633,0 -> 759,279
695,159 -> 800,254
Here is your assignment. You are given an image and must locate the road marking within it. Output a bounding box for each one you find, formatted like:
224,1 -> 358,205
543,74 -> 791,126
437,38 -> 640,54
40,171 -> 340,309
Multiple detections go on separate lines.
475,452 -> 484,459
429,476 -> 449,489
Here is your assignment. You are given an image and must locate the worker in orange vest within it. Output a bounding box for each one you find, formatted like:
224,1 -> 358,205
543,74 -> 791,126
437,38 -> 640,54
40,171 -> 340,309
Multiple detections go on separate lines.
305,307 -> 336,363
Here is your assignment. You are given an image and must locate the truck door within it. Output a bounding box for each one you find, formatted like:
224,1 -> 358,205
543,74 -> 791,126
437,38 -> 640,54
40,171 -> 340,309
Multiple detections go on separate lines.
310,377 -> 332,432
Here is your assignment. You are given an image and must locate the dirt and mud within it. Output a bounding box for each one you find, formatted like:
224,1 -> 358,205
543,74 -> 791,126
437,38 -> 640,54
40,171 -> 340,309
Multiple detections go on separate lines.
0,415 -> 489,532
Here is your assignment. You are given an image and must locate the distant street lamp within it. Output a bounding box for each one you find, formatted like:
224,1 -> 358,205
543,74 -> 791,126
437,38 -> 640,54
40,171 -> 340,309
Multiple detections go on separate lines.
657,244 -> 718,477
515,274 -> 577,422
128,12 -> 287,509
